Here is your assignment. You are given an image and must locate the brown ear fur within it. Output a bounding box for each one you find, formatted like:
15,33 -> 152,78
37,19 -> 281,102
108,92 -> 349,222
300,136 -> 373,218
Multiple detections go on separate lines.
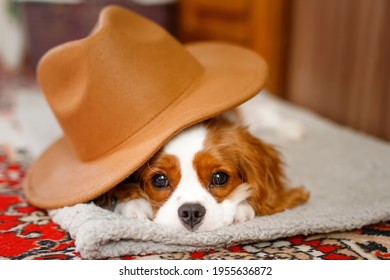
93,178 -> 146,209
205,116 -> 309,216
238,129 -> 309,215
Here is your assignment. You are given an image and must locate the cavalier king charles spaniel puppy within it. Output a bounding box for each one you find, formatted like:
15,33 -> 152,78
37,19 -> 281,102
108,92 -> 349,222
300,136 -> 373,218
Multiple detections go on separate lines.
95,99 -> 309,232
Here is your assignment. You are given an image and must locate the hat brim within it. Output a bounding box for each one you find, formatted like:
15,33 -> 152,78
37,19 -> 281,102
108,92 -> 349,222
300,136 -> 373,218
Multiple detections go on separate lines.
24,42 -> 267,209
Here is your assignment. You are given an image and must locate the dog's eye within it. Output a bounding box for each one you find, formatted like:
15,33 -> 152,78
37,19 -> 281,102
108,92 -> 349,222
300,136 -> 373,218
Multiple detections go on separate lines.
211,172 -> 229,186
152,174 -> 169,189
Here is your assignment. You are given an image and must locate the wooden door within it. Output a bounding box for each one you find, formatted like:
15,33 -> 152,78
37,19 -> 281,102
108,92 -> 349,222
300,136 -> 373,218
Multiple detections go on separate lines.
287,0 -> 390,141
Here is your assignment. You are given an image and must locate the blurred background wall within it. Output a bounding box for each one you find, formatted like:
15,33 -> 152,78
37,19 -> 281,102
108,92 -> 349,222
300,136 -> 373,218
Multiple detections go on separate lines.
0,0 -> 389,141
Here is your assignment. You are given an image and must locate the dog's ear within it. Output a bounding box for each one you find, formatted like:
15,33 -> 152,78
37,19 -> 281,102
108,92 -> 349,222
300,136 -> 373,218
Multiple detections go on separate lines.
93,187 -> 118,208
93,175 -> 145,208
238,129 -> 309,215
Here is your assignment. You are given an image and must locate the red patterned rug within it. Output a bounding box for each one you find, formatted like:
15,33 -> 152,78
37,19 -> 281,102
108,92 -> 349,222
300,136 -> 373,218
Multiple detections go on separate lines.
1,145 -> 389,260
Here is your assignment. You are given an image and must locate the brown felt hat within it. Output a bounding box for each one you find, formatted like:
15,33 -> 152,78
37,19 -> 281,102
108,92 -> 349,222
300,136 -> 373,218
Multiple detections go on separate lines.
23,5 -> 267,209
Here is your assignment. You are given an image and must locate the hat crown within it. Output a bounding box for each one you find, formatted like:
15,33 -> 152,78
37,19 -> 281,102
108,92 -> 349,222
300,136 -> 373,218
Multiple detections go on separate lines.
38,6 -> 203,161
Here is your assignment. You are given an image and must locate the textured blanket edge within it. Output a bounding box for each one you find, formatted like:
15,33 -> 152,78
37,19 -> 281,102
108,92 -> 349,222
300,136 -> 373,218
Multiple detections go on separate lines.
50,202 -> 390,259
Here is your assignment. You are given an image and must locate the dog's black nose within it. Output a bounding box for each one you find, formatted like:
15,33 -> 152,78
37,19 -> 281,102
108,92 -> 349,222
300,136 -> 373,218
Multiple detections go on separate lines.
178,203 -> 206,231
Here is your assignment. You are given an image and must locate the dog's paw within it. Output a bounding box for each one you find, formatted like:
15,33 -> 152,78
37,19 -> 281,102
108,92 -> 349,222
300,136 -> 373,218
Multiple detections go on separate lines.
233,201 -> 255,224
114,198 -> 154,220
221,200 -> 255,226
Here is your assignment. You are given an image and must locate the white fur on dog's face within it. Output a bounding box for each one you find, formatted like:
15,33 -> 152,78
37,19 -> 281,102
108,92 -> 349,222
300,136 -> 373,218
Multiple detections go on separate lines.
150,125 -> 254,232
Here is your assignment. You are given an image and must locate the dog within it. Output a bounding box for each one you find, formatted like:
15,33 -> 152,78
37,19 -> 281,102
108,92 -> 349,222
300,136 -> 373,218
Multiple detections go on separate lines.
95,95 -> 309,232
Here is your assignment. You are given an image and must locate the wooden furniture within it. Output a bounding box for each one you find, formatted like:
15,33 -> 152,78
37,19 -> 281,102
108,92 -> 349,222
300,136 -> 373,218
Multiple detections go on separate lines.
178,0 -> 290,97
179,0 -> 390,141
